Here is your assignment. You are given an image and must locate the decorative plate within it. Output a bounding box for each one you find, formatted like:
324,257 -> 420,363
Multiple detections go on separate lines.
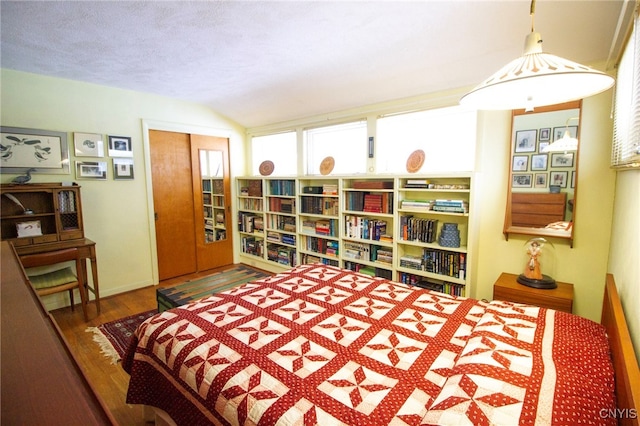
259,160 -> 274,176
406,149 -> 425,173
320,156 -> 335,175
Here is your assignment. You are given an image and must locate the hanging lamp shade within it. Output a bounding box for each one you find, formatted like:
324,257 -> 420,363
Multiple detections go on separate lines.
541,130 -> 578,153
460,2 -> 615,111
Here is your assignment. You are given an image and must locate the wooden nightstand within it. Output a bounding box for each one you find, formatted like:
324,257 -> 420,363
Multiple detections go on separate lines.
493,272 -> 574,313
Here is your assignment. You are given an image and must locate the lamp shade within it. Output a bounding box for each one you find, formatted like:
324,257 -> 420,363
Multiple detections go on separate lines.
460,32 -> 615,110
541,130 -> 578,153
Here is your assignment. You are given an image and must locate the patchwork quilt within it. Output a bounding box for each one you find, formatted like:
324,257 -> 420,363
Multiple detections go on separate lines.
124,264 -> 615,425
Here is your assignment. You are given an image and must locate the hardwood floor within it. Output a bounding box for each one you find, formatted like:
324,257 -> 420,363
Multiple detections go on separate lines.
51,267 -> 239,425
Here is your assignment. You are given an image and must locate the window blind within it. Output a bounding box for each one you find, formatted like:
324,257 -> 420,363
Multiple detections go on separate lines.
611,10 -> 640,169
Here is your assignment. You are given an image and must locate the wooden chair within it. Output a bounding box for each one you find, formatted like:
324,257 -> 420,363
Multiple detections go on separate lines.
20,248 -> 89,321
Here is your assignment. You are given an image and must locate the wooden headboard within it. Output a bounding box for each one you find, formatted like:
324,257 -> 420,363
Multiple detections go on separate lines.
511,192 -> 567,227
602,274 -> 640,425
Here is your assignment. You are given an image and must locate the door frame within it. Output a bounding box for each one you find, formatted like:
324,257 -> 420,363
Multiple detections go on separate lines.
142,119 -> 234,284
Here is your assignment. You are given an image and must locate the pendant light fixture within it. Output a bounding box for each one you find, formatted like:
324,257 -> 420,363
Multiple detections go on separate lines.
541,117 -> 579,153
460,0 -> 615,111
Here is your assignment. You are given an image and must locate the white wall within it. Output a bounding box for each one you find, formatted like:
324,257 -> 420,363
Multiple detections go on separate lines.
0,69 -> 246,309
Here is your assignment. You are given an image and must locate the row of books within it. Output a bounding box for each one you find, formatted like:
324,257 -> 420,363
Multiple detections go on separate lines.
400,199 -> 432,210
268,198 -> 295,214
300,197 -> 339,216
238,198 -> 263,211
301,253 -> 339,267
240,236 -> 264,257
268,180 -> 295,196
301,219 -> 338,237
266,215 -> 295,232
431,199 -> 469,214
343,241 -> 371,261
267,244 -> 296,266
343,262 -> 393,279
58,191 -> 77,213
304,237 -> 339,257
202,179 -> 224,194
399,250 -> 466,280
239,180 -> 263,197
397,272 -> 465,296
400,216 -> 438,243
238,212 -> 263,233
267,231 -> 296,245
344,192 -> 393,214
344,216 -> 389,241
424,249 -> 466,280
205,229 -> 226,243
323,183 -> 338,195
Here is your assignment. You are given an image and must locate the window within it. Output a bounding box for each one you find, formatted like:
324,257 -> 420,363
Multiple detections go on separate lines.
251,131 -> 297,176
305,121 -> 367,175
376,106 -> 476,173
611,12 -> 640,169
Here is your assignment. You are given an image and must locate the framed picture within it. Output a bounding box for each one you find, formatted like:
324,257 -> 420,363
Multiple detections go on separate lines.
75,161 -> 107,180
539,127 -> 551,142
74,132 -> 104,157
550,171 -> 568,188
534,173 -> 548,188
512,173 -> 532,188
553,125 -> 578,141
515,129 -> 537,153
531,154 -> 548,171
551,152 -> 574,168
0,126 -> 70,174
113,158 -> 134,180
512,155 -> 528,171
538,141 -> 549,152
108,135 -> 133,157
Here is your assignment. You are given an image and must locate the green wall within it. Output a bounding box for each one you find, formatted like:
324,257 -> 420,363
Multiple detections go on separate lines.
2,68 -> 636,349
1,69 -> 246,309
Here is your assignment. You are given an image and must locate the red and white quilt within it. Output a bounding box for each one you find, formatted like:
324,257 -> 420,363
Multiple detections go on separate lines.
124,264 -> 615,425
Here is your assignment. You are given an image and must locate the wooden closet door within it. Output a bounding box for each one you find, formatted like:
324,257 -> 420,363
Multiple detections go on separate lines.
149,130 -> 197,280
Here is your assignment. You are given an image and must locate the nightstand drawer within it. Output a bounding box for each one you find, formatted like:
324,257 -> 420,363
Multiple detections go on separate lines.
493,272 -> 574,313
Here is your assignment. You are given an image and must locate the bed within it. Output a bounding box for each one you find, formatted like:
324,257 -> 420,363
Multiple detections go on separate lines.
123,264 -> 639,425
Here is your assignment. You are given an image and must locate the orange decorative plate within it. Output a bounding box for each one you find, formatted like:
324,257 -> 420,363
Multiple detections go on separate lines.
259,160 -> 274,176
320,156 -> 335,175
406,149 -> 425,173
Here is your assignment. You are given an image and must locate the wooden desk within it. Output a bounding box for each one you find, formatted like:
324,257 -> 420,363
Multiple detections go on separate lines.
493,272 -> 574,313
14,238 -> 100,315
0,241 -> 115,424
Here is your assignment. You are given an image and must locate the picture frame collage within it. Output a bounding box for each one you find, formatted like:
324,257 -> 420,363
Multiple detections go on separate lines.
512,126 -> 577,190
73,132 -> 134,180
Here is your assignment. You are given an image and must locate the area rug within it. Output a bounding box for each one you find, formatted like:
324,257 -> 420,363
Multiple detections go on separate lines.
88,264 -> 271,363
86,309 -> 157,364
156,264 -> 270,312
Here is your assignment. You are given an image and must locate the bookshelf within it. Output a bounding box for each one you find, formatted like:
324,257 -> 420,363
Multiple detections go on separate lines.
298,178 -> 340,267
202,177 -> 227,243
236,174 -> 475,296
265,179 -> 297,267
237,178 -> 265,259
396,176 -> 470,295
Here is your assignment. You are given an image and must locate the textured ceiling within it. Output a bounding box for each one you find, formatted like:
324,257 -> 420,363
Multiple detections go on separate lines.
0,1 -> 631,128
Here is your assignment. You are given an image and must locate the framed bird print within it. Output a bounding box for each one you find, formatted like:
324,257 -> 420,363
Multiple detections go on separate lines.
74,132 -> 105,157
0,126 -> 70,174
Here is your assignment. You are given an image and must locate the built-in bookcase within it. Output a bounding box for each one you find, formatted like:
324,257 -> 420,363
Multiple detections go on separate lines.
236,174 -> 475,296
237,178 -> 265,259
202,177 -> 226,242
